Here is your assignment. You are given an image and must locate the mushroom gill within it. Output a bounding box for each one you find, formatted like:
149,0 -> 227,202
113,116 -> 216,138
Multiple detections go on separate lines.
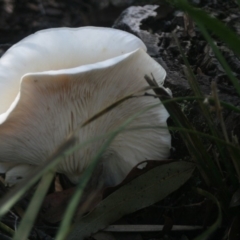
0,27 -> 171,187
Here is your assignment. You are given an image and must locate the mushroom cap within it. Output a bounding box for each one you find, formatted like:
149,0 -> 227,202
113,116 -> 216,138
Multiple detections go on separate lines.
0,27 -> 146,114
0,27 -> 171,186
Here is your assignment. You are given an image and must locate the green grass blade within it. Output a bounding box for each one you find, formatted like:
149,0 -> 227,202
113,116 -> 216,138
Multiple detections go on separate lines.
211,82 -> 240,179
194,188 -> 222,240
145,76 -> 230,208
144,95 -> 240,113
55,102 -> 163,240
173,35 -> 238,187
127,125 -> 240,152
0,222 -> 16,239
0,137 -> 75,219
13,171 -> 55,240
172,0 -> 240,56
55,135 -> 116,240
171,0 -> 240,96
217,101 -> 240,113
197,24 -> 240,97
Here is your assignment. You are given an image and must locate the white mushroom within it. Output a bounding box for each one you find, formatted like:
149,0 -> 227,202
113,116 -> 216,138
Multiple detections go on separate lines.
0,27 -> 171,187
4,164 -> 33,187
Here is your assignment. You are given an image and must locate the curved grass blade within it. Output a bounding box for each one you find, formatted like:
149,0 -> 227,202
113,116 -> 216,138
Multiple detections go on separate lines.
173,35 -> 239,187
197,24 -> 240,97
13,171 -> 55,240
0,222 -> 16,239
55,102 -> 163,240
194,188 -> 222,240
171,0 -> 240,56
145,75 -> 231,209
145,95 -> 240,114
171,0 -> 240,96
0,137 -> 75,219
127,126 -> 240,152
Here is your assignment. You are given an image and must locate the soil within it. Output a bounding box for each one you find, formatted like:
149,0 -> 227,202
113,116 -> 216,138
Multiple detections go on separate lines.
0,0 -> 240,240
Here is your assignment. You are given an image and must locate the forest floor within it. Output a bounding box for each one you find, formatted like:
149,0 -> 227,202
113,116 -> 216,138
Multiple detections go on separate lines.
0,1 -> 240,240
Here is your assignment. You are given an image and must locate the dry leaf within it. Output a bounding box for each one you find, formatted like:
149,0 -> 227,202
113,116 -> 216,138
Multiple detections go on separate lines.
41,160 -> 172,223
68,161 -> 195,240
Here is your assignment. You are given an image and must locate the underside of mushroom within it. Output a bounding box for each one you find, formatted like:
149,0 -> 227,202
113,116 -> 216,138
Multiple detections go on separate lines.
0,27 -> 171,187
